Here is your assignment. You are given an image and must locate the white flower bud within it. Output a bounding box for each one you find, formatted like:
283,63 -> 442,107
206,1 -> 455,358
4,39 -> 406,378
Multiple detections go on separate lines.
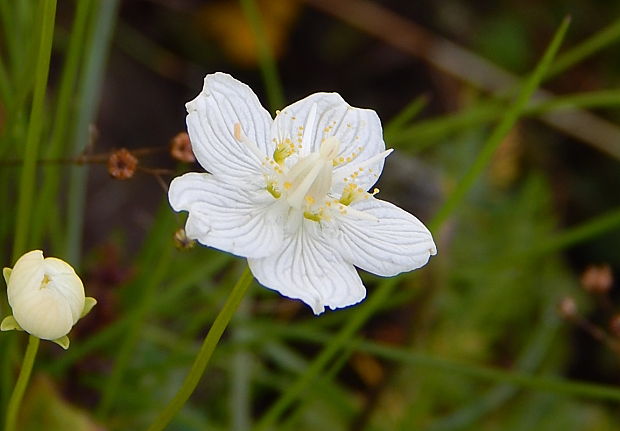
3,250 -> 87,341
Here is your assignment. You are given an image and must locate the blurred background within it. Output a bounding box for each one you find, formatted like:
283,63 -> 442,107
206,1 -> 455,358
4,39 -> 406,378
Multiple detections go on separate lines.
1,0 -> 620,430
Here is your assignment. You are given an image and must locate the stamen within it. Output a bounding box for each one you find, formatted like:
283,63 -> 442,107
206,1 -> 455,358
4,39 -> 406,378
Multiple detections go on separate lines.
266,182 -> 281,199
273,141 -> 294,165
234,123 -> 243,142
303,211 -> 322,222
231,122 -> 266,161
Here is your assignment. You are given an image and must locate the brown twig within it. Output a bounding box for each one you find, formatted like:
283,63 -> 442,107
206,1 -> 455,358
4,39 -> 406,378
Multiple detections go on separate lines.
303,0 -> 620,160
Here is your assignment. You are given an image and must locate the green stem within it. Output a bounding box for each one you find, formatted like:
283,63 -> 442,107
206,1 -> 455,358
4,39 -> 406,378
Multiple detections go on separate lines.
253,277 -> 398,431
239,0 -> 285,112
147,267 -> 254,431
383,94 -> 429,140
31,0 -> 94,249
3,0 -> 56,423
546,17 -> 620,79
429,17 -> 571,231
65,0 -> 119,264
12,0 -> 57,259
5,336 -> 40,431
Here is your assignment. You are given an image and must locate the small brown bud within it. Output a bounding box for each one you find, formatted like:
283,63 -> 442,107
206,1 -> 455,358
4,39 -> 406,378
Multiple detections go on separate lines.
610,315 -> 620,338
174,228 -> 195,250
558,297 -> 577,319
170,132 -> 195,163
580,264 -> 613,294
107,148 -> 138,180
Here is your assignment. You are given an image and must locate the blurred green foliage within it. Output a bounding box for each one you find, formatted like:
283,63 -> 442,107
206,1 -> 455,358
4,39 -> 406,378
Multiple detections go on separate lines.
1,1 -> 620,430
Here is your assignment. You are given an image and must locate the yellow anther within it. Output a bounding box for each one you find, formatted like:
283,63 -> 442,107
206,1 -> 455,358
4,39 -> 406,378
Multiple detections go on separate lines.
267,182 -> 281,199
303,211 -> 322,222
339,182 -> 368,206
305,195 -> 316,205
284,182 -> 292,190
273,141 -> 294,165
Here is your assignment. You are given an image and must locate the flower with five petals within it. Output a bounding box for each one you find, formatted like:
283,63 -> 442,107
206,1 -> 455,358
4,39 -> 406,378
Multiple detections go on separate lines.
169,73 -> 437,314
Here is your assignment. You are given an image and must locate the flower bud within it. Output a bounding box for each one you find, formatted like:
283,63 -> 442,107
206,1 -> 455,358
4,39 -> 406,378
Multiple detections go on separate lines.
1,250 -> 96,348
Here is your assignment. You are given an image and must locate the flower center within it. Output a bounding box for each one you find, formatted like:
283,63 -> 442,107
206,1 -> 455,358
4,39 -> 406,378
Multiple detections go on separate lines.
283,136 -> 339,210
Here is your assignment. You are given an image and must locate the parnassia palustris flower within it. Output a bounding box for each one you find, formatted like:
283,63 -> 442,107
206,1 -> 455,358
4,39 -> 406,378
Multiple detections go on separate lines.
169,73 -> 437,314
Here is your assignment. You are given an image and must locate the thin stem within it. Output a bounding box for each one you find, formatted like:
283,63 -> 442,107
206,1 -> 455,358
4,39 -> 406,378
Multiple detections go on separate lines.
546,17 -> 620,80
12,0 -> 57,259
65,0 -> 120,264
5,336 -> 40,431
31,0 -> 94,248
430,17 -> 571,231
383,94 -> 429,139
252,320 -> 620,403
239,0 -> 285,112
253,277 -> 399,431
147,267 -> 254,431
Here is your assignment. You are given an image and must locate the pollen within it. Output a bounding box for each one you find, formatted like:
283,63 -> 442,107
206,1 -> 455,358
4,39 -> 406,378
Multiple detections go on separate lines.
273,141 -> 294,165
303,211 -> 322,222
339,183 -> 368,206
267,182 -> 281,199
284,181 -> 292,190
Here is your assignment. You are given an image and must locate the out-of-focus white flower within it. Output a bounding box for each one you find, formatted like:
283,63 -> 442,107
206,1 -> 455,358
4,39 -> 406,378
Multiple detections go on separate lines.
169,73 -> 437,314
1,250 -> 96,349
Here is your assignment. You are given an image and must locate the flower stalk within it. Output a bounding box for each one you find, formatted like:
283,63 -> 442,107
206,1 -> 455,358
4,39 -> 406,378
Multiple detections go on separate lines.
4,335 -> 40,431
147,267 -> 254,431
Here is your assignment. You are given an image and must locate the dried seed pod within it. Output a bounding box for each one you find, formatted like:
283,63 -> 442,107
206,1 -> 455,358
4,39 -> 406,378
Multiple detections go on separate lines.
580,264 -> 613,294
107,148 -> 138,180
169,132 -> 195,163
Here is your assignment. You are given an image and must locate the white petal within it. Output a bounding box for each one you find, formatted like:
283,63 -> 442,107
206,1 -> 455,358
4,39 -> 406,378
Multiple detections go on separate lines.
328,198 -> 437,277
248,219 -> 365,314
186,73 -> 273,180
169,172 -> 285,258
43,257 -> 85,324
272,93 -> 386,190
7,250 -> 45,307
12,288 -> 75,340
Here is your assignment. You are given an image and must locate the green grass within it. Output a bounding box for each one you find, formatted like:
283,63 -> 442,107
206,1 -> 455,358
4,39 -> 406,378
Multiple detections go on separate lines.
2,2 -> 620,431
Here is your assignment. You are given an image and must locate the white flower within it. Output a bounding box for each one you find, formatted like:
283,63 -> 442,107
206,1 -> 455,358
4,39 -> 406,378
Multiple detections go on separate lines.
1,250 -> 96,349
169,73 -> 437,314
